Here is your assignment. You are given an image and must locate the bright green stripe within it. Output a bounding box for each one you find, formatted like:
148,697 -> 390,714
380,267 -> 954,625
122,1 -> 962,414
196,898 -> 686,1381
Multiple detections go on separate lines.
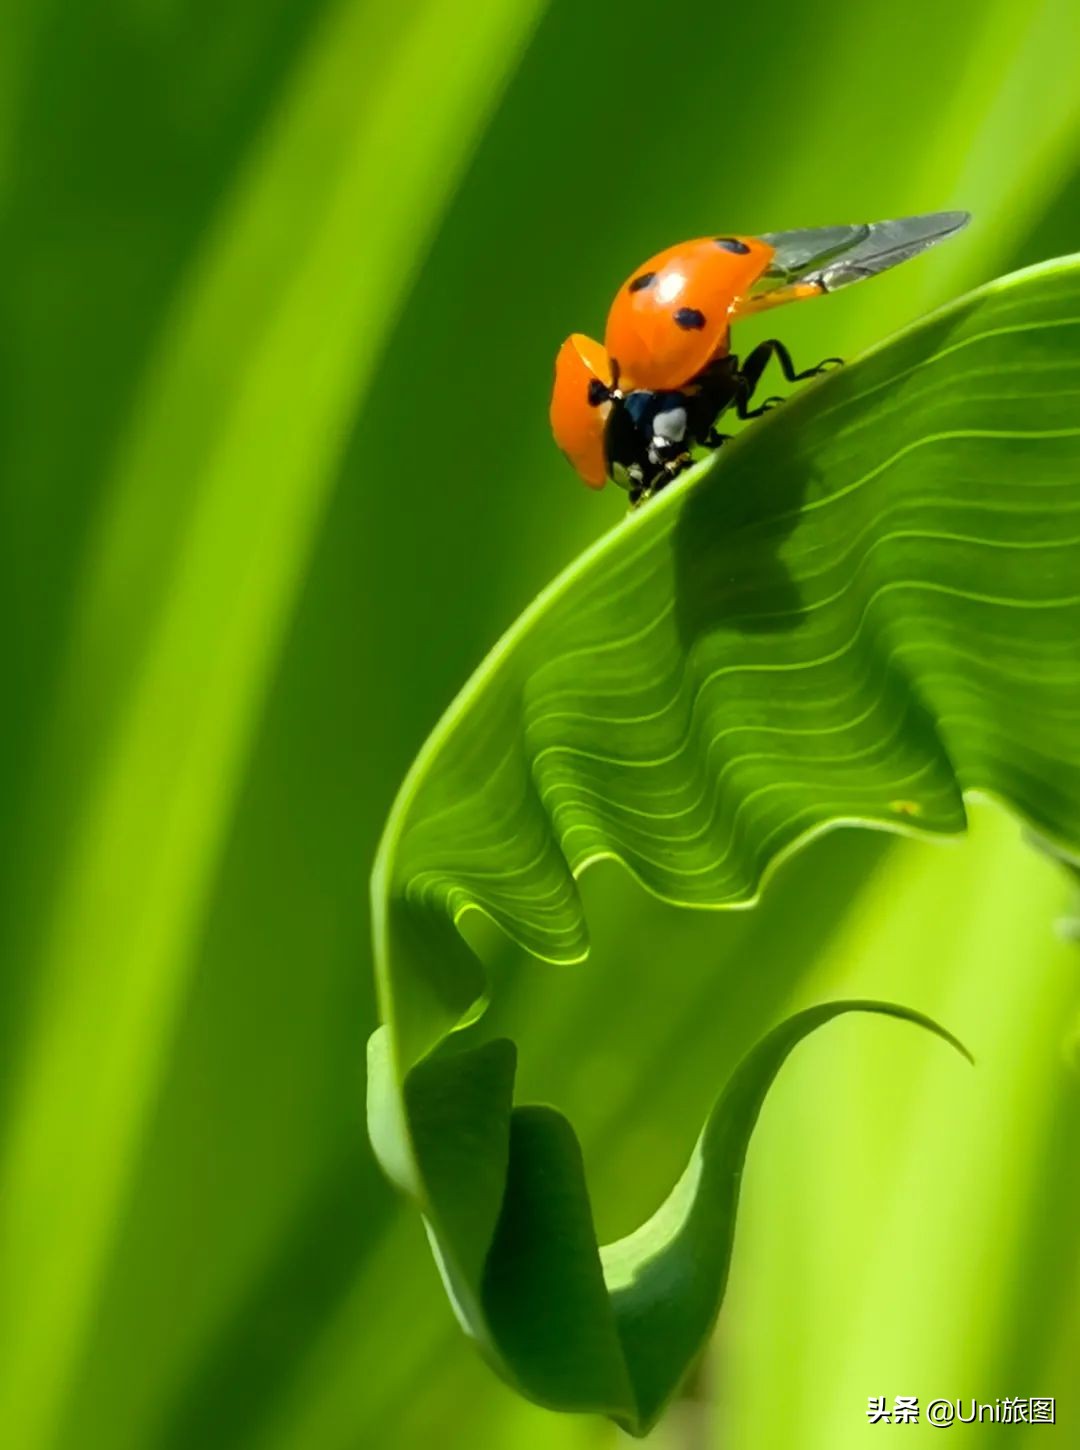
0,1 -> 545,1444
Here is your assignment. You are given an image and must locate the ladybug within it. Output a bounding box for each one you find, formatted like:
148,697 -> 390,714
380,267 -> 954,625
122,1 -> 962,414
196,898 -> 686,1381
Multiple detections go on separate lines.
551,211 -> 969,506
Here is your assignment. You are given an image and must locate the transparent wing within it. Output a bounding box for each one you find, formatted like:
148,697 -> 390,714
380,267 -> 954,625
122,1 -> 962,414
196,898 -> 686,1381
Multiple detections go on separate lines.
758,210 -> 971,292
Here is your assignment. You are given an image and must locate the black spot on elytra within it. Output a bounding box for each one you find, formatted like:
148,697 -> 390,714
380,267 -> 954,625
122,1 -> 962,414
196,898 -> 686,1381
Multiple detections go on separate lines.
628,271 -> 656,292
715,237 -> 750,254
673,306 -> 707,330
587,378 -> 609,406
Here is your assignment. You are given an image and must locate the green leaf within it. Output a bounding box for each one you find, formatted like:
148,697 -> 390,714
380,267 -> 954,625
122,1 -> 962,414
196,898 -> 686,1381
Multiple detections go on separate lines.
370,1004 -> 967,1435
369,254 -> 1080,1431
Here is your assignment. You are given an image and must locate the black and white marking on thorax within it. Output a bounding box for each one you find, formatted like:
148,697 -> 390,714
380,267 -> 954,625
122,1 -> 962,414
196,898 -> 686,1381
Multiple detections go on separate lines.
648,403 -> 688,463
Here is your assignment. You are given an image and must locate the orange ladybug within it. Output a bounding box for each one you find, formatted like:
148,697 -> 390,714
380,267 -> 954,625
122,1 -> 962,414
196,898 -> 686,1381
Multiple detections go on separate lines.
550,212 -> 969,505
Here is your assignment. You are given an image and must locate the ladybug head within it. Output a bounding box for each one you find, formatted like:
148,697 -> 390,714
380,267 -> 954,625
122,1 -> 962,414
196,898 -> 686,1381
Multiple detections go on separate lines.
605,389 -> 692,503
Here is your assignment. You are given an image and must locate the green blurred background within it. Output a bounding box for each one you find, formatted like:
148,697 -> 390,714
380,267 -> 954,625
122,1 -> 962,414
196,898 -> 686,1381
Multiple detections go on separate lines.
2,0 -> 1080,1446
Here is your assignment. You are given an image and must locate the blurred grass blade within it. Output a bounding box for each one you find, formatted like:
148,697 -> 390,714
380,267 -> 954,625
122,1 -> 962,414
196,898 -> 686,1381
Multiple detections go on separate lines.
370,256 -> 1080,1427
0,0 -> 545,1444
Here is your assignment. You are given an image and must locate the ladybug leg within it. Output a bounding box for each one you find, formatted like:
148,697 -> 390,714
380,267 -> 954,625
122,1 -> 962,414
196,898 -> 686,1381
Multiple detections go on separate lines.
644,452 -> 694,500
683,358 -> 740,448
734,339 -> 843,419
